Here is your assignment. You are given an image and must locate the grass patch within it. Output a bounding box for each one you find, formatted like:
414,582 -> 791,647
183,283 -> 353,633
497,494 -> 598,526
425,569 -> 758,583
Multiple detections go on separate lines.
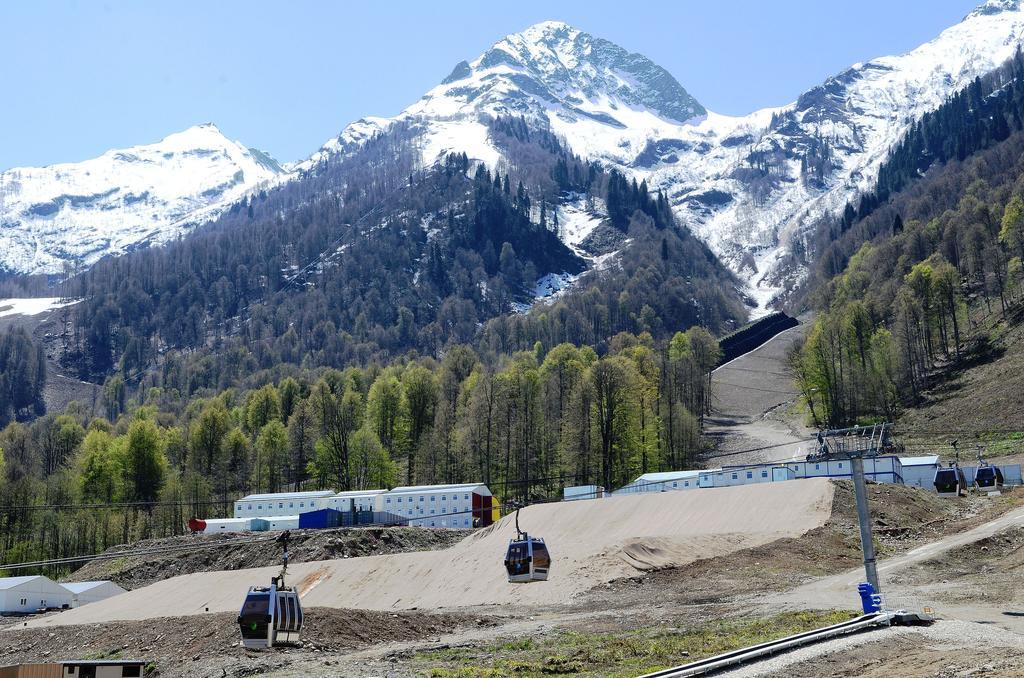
415,609 -> 853,677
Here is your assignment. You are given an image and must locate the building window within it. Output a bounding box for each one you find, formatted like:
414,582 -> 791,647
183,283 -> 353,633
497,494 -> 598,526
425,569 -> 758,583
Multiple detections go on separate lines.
464,494 -> 469,500
838,462 -> 844,468
441,495 -> 447,501
731,473 -> 738,480
420,496 -> 425,502
386,498 -> 391,504
673,482 -> 678,487
442,507 -> 447,513
397,497 -> 402,503
684,481 -> 689,487
431,509 -> 435,514
746,471 -> 753,479
248,504 -> 253,510
289,502 -> 293,508
430,496 -> 436,502
761,471 -> 768,478
122,666 -> 142,677
236,504 -> 242,512
279,503 -> 283,509
815,464 -> 820,470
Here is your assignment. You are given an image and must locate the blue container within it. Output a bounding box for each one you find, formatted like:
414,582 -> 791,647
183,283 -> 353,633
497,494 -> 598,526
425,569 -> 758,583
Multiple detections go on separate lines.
299,508 -> 342,529
858,582 -> 882,613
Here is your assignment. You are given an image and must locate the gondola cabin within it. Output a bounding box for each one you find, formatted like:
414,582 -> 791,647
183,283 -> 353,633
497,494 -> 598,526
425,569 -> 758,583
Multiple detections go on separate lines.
504,535 -> 551,583
237,579 -> 303,649
974,464 -> 1004,491
934,465 -> 968,497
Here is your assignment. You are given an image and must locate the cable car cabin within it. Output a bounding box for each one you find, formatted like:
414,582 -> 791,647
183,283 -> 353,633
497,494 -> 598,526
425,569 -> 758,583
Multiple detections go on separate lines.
505,535 -> 551,583
238,580 -> 303,649
934,466 -> 968,497
975,465 -> 1004,491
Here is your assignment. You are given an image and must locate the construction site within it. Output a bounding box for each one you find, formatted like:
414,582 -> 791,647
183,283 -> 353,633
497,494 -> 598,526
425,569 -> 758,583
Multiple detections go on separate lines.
3,322 -> 1024,677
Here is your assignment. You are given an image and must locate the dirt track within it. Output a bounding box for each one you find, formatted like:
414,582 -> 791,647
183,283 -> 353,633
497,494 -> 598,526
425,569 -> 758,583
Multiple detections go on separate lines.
17,479 -> 835,628
706,321 -> 814,466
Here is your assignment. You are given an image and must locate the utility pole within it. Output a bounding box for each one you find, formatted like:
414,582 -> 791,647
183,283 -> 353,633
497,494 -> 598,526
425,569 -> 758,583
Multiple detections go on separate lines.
809,423 -> 896,595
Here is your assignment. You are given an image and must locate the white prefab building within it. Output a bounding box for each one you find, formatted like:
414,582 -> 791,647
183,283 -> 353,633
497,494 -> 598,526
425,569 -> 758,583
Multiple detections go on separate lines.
234,490 -> 335,518
381,483 -> 491,528
60,580 -> 126,608
563,485 -> 605,501
899,455 -> 941,488
330,489 -> 387,512
202,517 -> 252,533
614,471 -> 704,495
0,576 -> 71,613
255,515 -> 300,531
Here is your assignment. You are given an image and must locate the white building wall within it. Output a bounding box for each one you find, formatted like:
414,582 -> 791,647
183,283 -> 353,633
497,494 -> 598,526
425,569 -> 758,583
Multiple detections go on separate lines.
234,493 -> 334,519
902,465 -> 939,488
382,487 -> 479,528
329,491 -> 386,512
0,577 -> 72,613
63,581 -> 127,608
265,516 -> 300,530
203,518 -> 252,533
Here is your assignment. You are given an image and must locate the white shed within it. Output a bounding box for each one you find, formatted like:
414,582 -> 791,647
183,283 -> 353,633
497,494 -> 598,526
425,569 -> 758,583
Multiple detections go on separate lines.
61,580 -> 127,608
899,455 -> 941,489
615,470 -> 703,494
0,575 -> 71,613
262,515 -> 300,531
202,517 -> 252,533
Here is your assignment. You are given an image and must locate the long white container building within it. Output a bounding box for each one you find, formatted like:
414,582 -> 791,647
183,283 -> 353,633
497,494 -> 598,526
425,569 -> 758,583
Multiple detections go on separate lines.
233,490 -> 335,518
380,483 -> 492,528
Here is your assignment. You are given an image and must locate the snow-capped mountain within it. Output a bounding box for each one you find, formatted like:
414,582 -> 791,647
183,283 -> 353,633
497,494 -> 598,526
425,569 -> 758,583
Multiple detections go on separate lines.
0,123 -> 284,274
309,3 -> 1024,309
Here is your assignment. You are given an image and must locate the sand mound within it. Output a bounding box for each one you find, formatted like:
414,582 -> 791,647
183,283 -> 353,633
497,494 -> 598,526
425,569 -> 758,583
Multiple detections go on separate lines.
18,479 -> 834,628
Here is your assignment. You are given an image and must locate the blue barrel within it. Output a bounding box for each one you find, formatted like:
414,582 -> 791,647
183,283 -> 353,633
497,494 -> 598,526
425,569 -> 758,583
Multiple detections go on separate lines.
858,582 -> 881,613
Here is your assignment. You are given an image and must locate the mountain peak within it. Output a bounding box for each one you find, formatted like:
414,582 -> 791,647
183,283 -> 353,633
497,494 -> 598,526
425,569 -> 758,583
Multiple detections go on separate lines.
966,0 -> 1022,18
428,20 -> 704,126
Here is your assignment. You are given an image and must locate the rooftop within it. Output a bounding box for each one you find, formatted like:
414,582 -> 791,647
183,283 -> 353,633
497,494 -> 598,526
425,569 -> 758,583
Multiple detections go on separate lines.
333,489 -> 387,497
61,581 -> 119,593
0,575 -> 46,590
899,455 -> 941,467
238,490 -> 335,502
388,483 -> 489,494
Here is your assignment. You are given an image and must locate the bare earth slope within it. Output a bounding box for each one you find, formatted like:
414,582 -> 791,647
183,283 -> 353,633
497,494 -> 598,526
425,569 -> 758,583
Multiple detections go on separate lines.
18,479 -> 835,628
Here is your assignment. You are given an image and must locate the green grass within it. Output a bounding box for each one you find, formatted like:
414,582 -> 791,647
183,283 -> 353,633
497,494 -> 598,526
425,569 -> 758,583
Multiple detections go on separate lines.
415,609 -> 853,677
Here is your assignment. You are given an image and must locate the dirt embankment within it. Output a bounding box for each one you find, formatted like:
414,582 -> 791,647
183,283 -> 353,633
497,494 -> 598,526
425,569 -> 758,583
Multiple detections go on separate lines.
70,527 -> 472,590
0,607 -> 495,678
585,481 -> 1017,611
889,524 -> 1024,608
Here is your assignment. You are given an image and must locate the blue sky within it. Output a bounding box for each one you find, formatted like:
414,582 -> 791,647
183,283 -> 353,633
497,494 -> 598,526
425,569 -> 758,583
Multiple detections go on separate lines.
0,0 -> 979,169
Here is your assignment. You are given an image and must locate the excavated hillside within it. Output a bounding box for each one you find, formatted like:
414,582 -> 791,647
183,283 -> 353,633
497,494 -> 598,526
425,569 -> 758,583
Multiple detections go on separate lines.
70,526 -> 472,590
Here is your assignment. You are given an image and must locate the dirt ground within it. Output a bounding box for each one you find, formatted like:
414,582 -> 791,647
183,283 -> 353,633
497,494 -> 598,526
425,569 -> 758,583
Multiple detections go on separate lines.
705,320 -> 815,467
0,607 -> 496,678
8,480 -> 1018,676
70,526 -> 472,590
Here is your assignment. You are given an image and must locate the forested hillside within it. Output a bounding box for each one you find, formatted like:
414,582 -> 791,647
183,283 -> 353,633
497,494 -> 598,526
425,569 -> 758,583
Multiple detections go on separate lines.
0,114 -> 746,572
0,325 -> 720,571
791,49 -> 1024,427
60,116 -> 743,402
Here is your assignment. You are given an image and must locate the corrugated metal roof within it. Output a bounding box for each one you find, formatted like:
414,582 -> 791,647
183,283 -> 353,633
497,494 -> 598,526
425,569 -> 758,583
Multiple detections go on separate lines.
388,483 -> 489,494
899,455 -> 940,467
61,581 -> 117,593
0,575 -> 46,590
238,490 -> 335,502
632,470 -> 701,483
333,489 -> 387,498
